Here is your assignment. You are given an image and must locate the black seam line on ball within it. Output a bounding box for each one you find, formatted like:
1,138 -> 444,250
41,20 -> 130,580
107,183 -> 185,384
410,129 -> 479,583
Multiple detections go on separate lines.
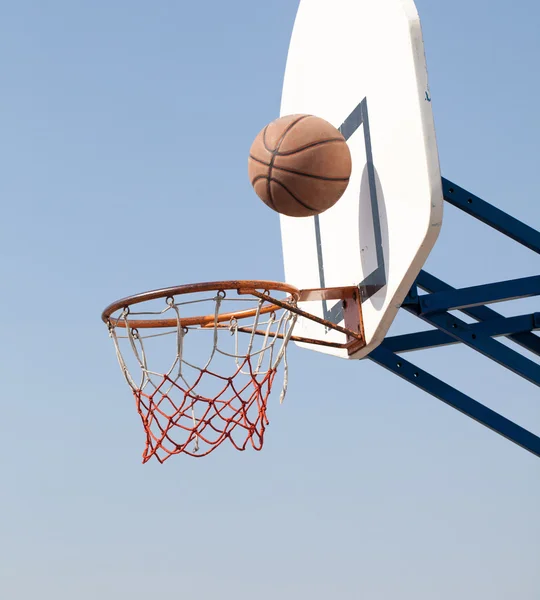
273,138 -> 346,156
251,174 -> 277,210
271,164 -> 350,182
261,124 -> 274,205
262,115 -> 310,154
250,138 -> 345,164
270,178 -> 320,213
251,154 -> 349,182
249,154 -> 271,167
266,116 -> 309,210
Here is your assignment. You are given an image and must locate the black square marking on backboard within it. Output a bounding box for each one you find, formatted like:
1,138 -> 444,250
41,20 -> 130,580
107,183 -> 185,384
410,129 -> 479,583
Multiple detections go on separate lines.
314,97 -> 387,325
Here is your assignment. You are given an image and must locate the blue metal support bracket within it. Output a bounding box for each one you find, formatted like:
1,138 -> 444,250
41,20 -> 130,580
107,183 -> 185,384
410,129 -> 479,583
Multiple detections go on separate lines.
382,312 -> 540,353
369,346 -> 540,458
418,276 -> 540,315
368,178 -> 540,458
417,271 -> 540,357
405,289 -> 540,387
442,178 -> 540,253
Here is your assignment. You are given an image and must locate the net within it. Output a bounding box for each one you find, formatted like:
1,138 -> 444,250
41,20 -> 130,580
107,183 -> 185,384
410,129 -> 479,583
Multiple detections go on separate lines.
106,288 -> 298,462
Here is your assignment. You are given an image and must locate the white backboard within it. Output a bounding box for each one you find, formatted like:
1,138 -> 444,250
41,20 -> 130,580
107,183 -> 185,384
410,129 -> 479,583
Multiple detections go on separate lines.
280,0 -> 443,359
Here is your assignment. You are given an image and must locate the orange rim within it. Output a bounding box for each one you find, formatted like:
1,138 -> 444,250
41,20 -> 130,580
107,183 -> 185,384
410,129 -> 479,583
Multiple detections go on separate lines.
102,280 -> 300,329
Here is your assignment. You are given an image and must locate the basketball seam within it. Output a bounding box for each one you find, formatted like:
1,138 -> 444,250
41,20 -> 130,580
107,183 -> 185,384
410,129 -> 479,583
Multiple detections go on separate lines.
251,175 -> 268,183
251,171 -> 277,211
262,115 -> 310,153
249,154 -> 269,166
250,137 -> 346,161
265,116 -> 309,210
251,154 -> 349,182
269,178 -> 320,214
274,138 -> 346,156
262,125 -> 274,209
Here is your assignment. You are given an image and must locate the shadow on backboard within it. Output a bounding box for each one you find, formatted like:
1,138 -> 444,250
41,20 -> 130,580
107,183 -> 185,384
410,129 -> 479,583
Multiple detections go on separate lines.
359,164 -> 389,310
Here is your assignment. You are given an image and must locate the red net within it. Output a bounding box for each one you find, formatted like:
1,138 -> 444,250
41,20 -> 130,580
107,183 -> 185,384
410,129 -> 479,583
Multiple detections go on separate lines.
134,358 -> 276,462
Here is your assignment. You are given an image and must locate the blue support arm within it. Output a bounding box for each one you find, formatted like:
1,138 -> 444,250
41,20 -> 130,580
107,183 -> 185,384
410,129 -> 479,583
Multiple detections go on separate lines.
417,271 -> 540,357
443,178 -> 540,253
382,312 -> 540,353
418,276 -> 540,315
369,346 -> 540,459
405,295 -> 540,388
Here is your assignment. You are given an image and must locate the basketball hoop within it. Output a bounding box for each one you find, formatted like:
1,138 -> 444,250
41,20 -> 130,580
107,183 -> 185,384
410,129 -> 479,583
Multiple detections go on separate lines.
102,280 -> 364,462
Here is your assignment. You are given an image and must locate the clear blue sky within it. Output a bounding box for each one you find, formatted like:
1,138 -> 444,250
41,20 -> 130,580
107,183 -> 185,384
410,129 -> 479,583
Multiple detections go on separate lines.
1,1 -> 539,598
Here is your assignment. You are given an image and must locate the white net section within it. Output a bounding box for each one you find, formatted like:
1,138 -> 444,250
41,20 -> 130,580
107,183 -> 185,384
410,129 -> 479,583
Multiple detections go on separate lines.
107,289 -> 298,462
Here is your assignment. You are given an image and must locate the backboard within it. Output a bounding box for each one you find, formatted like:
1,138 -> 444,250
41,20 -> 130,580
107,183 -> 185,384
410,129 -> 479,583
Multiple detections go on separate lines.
279,0 -> 443,359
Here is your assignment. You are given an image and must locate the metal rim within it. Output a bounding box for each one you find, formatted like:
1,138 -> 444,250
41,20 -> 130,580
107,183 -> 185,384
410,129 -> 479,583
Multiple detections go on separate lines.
102,280 -> 301,329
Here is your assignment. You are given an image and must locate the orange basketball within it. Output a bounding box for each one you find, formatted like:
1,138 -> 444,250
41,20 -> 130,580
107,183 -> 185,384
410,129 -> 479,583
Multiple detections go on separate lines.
248,114 -> 352,217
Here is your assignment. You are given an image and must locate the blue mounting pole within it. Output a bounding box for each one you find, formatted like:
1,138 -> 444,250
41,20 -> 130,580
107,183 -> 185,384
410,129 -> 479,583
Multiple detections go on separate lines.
368,179 -> 540,459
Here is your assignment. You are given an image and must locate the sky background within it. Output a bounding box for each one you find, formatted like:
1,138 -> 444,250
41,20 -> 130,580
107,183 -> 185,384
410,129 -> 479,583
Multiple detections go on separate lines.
1,0 -> 539,598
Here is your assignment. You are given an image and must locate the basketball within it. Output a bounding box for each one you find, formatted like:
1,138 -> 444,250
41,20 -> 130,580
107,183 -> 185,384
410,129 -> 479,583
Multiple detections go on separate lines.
248,114 -> 352,217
